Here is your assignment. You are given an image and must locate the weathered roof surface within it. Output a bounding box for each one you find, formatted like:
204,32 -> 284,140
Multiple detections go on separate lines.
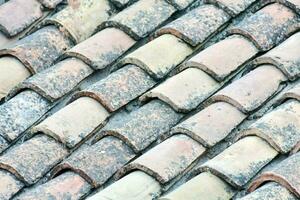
0,0 -> 299,199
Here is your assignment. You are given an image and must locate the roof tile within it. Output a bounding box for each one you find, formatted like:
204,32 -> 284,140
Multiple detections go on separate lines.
0,57 -> 30,99
253,31 -> 300,81
165,0 -> 195,10
32,97 -> 109,148
0,90 -> 51,142
0,0 -> 43,37
8,58 -> 93,102
52,136 -> 135,187
241,182 -> 297,200
38,0 -> 63,9
119,34 -> 193,79
249,152 -> 300,198
171,102 -> 246,147
210,65 -> 287,113
0,134 -> 68,185
199,136 -> 278,188
184,35 -> 259,81
100,0 -> 176,40
0,170 -> 24,200
228,3 -> 298,51
160,172 -> 235,200
278,82 -> 300,103
97,100 -> 183,153
109,0 -> 134,8
140,68 -> 220,112
204,0 -> 257,16
44,0 -> 113,43
0,136 -> 8,153
0,26 -> 72,74
73,65 -> 156,112
14,172 -> 92,200
240,100 -> 300,153
64,28 -> 136,70
119,134 -> 205,184
156,5 -> 230,46
87,171 -> 161,200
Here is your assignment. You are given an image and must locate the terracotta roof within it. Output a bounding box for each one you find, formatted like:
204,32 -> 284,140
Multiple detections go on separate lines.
0,0 -> 299,199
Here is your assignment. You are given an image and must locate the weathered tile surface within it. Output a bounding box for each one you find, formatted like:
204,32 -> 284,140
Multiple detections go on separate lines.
229,3 -> 298,51
140,68 -> 220,112
249,152 -> 300,198
109,0 -> 133,8
32,97 -> 109,148
100,0 -> 176,40
14,172 -> 92,200
210,65 -> 287,113
65,28 -> 136,70
0,57 -> 30,99
52,136 -> 135,187
120,34 -> 193,79
199,136 -> 278,188
73,65 -> 156,112
0,0 -> 43,36
88,171 -> 161,200
0,26 -> 72,74
253,31 -> 300,81
241,100 -> 300,153
156,5 -> 229,46
278,82 -> 300,103
160,172 -> 235,200
0,136 -> 8,153
9,58 -> 93,102
204,0 -> 257,16
0,170 -> 24,200
241,182 -> 297,200
0,135 -> 68,185
172,102 -> 246,147
184,35 -> 258,81
119,134 -> 205,184
98,100 -> 182,153
38,0 -> 63,8
44,0 -> 113,43
0,90 -> 51,142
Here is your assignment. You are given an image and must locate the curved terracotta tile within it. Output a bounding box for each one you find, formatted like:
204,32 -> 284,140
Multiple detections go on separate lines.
119,34 -> 193,79
0,170 -> 24,200
253,31 -> 300,81
140,68 -> 220,112
204,0 -> 257,16
0,26 -> 72,74
199,136 -> 278,189
64,28 -> 136,70
165,0 -> 195,10
14,172 -> 92,200
210,65 -> 287,114
51,136 -> 135,187
8,58 -> 93,102
44,0 -> 113,43
249,152 -> 300,198
241,182 -> 297,200
87,171 -> 161,200
259,0 -> 300,15
0,90 -> 51,142
31,97 -> 109,149
156,5 -> 229,46
99,0 -> 176,40
0,0 -> 43,37
160,172 -> 234,200
184,35 -> 258,81
118,134 -> 205,185
240,100 -> 300,153
72,65 -> 156,112
228,3 -> 298,51
171,102 -> 246,147
278,83 -> 300,103
0,56 -> 30,100
0,135 -> 68,185
96,100 -> 182,153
